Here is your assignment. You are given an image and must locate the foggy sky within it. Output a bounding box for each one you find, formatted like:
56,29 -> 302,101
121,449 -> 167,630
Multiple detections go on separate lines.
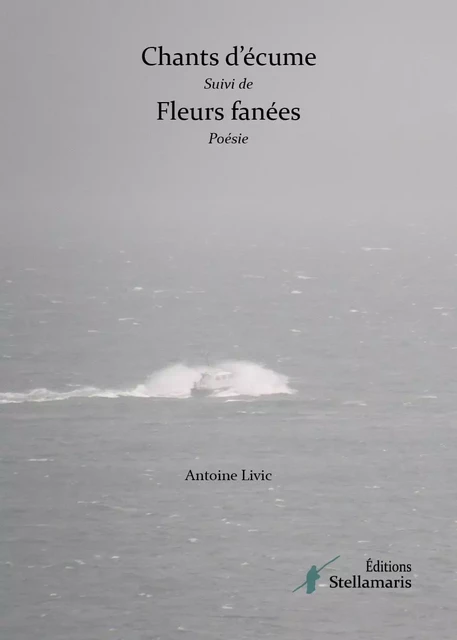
1,1 -> 456,247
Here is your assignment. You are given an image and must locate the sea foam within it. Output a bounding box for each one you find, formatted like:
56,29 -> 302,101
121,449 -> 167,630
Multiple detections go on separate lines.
0,360 -> 295,404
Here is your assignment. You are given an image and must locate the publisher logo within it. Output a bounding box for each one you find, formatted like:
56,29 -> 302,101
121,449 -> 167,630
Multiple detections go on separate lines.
293,557 -> 413,595
293,555 -> 340,594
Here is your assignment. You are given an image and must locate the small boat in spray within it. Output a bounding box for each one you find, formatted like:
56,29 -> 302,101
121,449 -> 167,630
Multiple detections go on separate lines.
192,354 -> 234,393
193,369 -> 233,392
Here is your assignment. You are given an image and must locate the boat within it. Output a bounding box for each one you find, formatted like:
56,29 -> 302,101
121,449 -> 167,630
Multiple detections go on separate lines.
193,369 -> 233,392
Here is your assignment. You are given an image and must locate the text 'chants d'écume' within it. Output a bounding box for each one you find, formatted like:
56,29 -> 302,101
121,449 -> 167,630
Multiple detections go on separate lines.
142,45 -> 317,143
141,46 -> 317,67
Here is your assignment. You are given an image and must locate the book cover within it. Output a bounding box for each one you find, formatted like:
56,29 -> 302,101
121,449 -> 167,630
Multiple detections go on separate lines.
1,2 -> 456,639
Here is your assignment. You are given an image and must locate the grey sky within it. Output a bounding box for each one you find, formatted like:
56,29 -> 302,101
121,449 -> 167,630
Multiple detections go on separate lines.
1,1 -> 456,245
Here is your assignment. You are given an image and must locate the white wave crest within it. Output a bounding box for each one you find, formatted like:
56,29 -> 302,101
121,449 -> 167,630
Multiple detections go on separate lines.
129,364 -> 202,399
0,386 -> 121,404
207,360 -> 293,398
0,361 -> 295,404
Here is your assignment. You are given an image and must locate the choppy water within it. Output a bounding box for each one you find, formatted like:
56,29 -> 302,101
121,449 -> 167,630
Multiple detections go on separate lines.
1,222 -> 457,639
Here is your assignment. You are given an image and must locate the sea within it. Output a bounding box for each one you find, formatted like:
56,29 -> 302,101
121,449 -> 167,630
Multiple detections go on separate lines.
1,218 -> 457,639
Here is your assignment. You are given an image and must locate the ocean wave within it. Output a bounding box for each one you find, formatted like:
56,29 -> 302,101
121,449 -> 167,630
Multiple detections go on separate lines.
0,361 -> 295,404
